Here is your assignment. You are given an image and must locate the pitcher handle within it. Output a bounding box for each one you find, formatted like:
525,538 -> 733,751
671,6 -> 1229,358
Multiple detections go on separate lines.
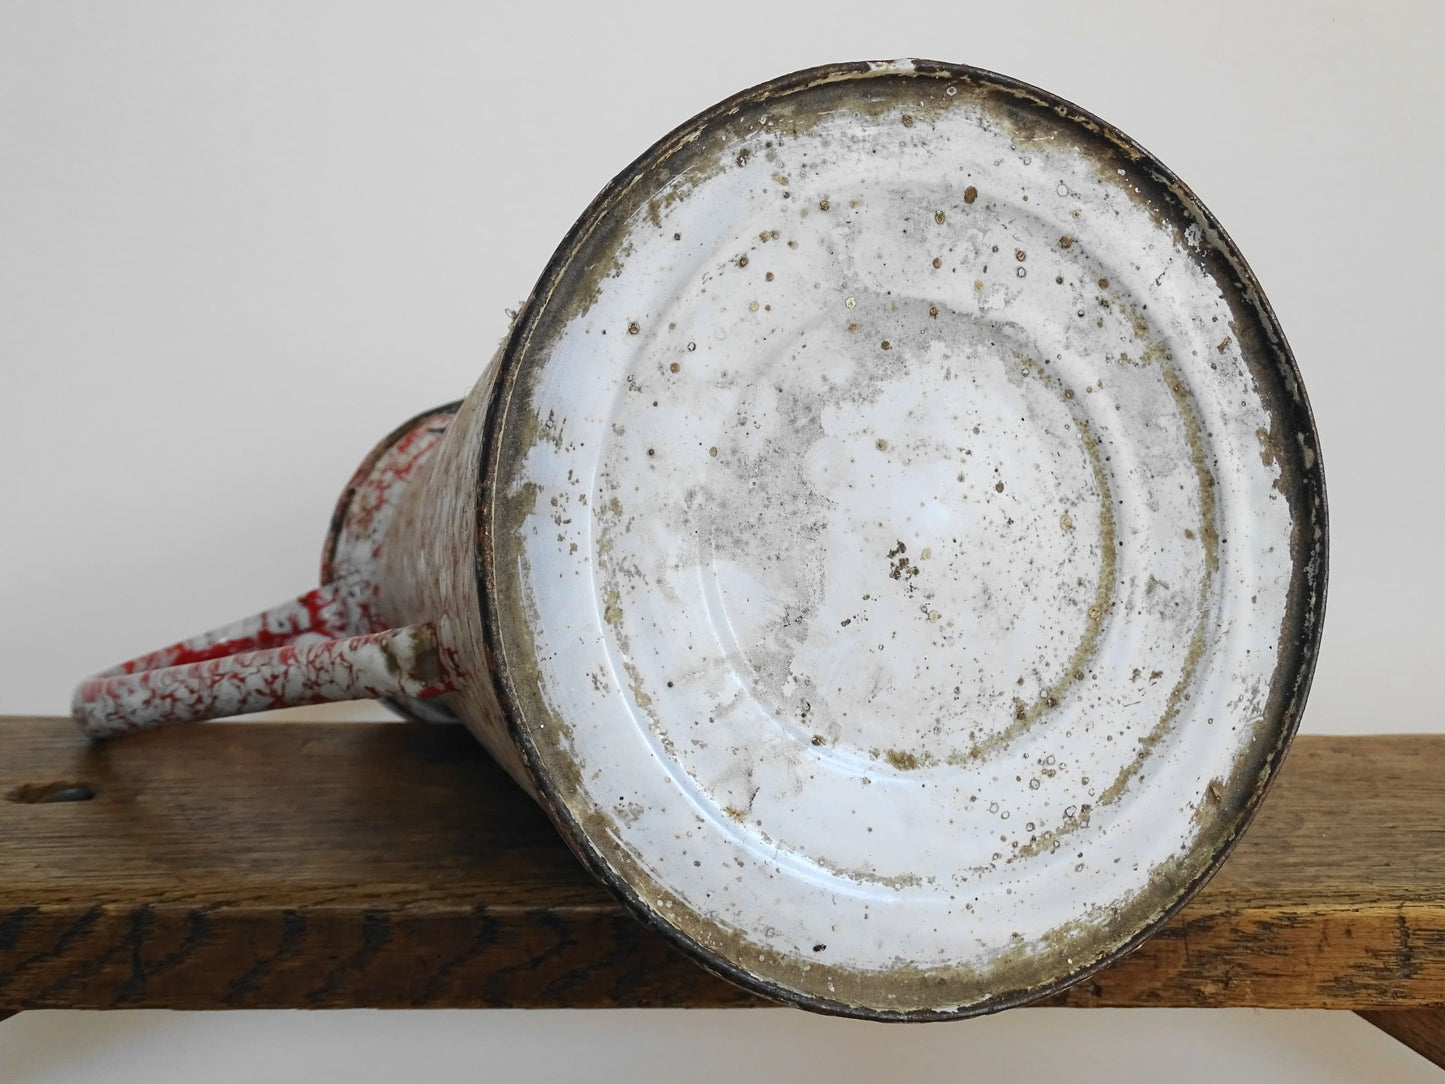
70,580 -> 456,738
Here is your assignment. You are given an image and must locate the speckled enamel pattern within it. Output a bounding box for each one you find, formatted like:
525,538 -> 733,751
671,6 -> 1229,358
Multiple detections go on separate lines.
320,405 -> 459,621
73,616 -> 453,737
70,61 -> 1327,1020
321,404 -> 466,726
72,408 -> 462,736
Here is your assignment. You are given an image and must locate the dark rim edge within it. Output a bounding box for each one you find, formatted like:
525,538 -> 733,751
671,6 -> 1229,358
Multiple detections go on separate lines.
474,58 -> 1329,1021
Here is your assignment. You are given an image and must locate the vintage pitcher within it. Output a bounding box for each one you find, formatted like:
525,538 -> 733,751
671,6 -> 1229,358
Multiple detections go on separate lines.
72,60 -> 1328,1019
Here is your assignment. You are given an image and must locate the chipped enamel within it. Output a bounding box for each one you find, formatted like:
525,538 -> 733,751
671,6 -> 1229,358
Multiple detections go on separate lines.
71,61 -> 1324,1019
73,409 -> 461,736
74,617 -> 452,737
490,62 -> 1317,1012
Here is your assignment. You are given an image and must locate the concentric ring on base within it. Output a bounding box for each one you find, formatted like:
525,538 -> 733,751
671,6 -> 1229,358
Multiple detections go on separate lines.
481,60 -> 1327,1019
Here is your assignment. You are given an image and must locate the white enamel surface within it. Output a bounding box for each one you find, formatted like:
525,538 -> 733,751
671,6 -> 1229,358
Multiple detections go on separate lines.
500,73 -> 1298,996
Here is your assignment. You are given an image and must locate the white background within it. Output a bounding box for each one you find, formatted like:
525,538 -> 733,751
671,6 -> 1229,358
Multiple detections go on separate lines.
2,2 -> 1442,1080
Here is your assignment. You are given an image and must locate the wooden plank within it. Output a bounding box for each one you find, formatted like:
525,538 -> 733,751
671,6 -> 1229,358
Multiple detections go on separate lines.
1358,1010 -> 1445,1071
1,718 -> 1443,1011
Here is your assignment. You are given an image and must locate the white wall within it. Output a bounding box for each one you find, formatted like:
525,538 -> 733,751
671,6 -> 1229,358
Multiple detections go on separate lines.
2,2 -> 1442,1080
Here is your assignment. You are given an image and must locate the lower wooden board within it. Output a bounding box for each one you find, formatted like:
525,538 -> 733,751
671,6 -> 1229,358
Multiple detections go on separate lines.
1,719 -> 1443,1012
1358,1009 -> 1445,1070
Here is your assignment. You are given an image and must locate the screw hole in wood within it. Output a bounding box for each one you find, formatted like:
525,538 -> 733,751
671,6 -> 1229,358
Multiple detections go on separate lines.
7,782 -> 97,804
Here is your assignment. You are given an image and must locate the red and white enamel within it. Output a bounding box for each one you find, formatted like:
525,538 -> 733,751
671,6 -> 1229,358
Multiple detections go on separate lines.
322,408 -> 456,594
72,409 -> 461,738
72,610 -> 453,737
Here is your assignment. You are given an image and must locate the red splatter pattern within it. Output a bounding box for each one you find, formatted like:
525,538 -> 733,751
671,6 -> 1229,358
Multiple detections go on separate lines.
72,409 -> 463,738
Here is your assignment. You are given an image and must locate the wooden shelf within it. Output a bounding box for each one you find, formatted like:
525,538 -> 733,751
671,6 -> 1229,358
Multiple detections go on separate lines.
2,718 -> 1443,1030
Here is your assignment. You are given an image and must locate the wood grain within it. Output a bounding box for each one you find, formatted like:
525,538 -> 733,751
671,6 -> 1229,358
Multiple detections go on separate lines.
1,718 -> 1443,1012
1358,1010 -> 1445,1069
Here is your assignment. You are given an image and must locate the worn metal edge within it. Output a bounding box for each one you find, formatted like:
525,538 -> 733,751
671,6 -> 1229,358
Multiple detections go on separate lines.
473,60 -> 1329,1021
